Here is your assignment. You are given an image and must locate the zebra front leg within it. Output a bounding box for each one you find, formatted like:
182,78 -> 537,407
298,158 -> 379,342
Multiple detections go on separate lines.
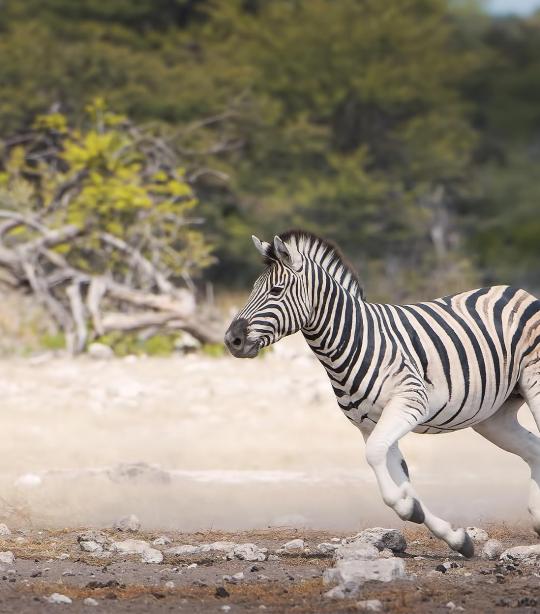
364,398 -> 474,557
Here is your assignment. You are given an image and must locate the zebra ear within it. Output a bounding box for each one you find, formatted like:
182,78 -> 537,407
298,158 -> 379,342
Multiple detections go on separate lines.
252,235 -> 271,258
273,236 -> 302,271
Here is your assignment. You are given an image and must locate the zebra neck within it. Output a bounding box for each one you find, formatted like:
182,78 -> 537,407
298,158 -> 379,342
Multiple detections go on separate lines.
302,275 -> 366,369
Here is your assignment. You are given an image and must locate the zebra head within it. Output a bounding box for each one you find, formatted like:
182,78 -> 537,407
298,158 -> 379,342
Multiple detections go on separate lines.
224,234 -> 312,358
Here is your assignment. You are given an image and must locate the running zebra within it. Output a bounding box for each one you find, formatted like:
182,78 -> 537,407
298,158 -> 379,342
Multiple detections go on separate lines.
225,230 -> 540,557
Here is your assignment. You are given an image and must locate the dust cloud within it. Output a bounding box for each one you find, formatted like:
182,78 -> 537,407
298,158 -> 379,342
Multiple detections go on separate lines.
0,334 -> 534,531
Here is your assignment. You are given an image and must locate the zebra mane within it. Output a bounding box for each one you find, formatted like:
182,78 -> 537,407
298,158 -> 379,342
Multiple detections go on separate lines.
263,229 -> 364,299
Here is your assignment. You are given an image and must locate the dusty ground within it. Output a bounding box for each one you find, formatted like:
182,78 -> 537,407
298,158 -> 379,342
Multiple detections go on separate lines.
1,334 -> 540,611
0,525 -> 539,613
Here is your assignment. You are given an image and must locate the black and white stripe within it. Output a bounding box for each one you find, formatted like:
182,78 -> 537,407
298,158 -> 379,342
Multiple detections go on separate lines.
226,229 -> 540,556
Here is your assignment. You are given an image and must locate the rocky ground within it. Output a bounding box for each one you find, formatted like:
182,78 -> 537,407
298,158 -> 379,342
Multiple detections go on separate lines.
0,523 -> 539,613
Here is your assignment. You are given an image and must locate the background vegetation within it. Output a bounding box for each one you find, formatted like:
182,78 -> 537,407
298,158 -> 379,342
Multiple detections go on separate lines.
0,0 -> 539,310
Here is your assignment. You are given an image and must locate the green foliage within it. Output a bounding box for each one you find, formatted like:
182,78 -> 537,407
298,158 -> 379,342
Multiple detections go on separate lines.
95,331 -> 179,356
40,332 -> 66,351
0,0 -> 538,294
0,99 -> 213,283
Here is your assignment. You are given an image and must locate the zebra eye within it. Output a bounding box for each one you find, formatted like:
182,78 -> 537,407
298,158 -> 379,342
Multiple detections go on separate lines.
269,286 -> 283,296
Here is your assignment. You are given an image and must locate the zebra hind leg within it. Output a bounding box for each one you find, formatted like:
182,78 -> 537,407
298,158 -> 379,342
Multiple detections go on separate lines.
474,395 -> 540,537
363,399 -> 474,557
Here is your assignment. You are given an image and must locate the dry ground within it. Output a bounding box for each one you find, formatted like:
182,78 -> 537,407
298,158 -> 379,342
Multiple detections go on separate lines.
0,525 -> 539,613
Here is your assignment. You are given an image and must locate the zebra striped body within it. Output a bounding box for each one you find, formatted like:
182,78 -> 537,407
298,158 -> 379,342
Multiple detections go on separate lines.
225,230 -> 540,556
306,286 -> 540,435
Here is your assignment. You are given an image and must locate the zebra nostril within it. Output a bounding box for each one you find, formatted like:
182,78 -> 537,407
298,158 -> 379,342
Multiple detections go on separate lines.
232,337 -> 242,347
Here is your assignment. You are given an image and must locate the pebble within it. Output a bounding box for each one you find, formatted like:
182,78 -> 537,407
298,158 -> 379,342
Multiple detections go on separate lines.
0,552 -> 14,565
346,528 -> 407,553
317,542 -> 339,554
356,599 -> 383,612
47,593 -> 72,604
481,539 -> 504,561
500,544 -> 540,563
324,557 -> 408,594
164,581 -> 175,589
141,548 -> 163,564
83,598 -> 99,606
113,514 -> 141,532
279,538 -> 304,553
153,536 -> 172,546
227,543 -> 267,562
87,342 -> 114,360
0,524 -> 11,536
466,527 -> 489,542
446,602 -> 465,611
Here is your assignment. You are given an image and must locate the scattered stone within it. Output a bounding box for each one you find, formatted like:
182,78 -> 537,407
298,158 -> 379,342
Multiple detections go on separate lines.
267,554 -> 279,561
357,599 -> 383,612
482,539 -> 504,561
186,563 -> 198,569
227,543 -> 267,562
232,572 -> 244,581
317,542 -> 339,555
153,536 -> 172,546
0,524 -> 11,536
80,541 -> 103,554
466,527 -> 489,543
221,606 -> 232,612
88,342 -> 114,360
324,557 -> 407,588
500,544 -> 540,563
111,539 -> 150,555
324,582 -> 361,600
379,548 -> 394,558
279,538 -> 304,553
83,597 -> 99,606
330,537 -> 341,543
164,581 -> 175,589
215,586 -> 230,598
446,602 -> 465,611
47,593 -> 72,604
141,548 -> 163,564
0,552 -> 14,565
346,528 -> 406,553
62,570 -> 75,577
335,543 -> 379,561
58,553 -> 70,560
113,514 -> 141,532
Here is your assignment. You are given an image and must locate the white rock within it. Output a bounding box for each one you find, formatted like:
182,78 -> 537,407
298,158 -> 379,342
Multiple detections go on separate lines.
83,597 -> 99,606
317,542 -> 339,554
111,539 -> 150,555
201,541 -> 237,553
175,332 -> 201,353
500,544 -> 540,562
357,599 -> 383,612
58,553 -> 70,560
324,557 -> 407,586
446,602 -> 464,611
335,543 -> 380,561
113,514 -> 140,532
164,581 -> 175,589
221,607 -> 232,613
466,527 -> 489,543
324,582 -> 361,599
347,528 -> 406,553
80,541 -> 102,554
141,548 -> 163,564
0,524 -> 11,536
47,593 -> 72,604
227,543 -> 267,562
88,342 -> 114,360
232,572 -> 245,581
153,536 -> 172,546
186,563 -> 197,569
0,551 -> 14,565
280,538 -> 305,553
482,539 -> 504,560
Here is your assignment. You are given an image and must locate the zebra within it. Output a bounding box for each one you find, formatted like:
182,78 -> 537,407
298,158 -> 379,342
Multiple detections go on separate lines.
224,230 -> 540,557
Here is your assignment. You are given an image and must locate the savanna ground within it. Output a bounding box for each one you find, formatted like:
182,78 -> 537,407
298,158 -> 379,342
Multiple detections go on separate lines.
0,525 -> 539,613
0,335 -> 539,612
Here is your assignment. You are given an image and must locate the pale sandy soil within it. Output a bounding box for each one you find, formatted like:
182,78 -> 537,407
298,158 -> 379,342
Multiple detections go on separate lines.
0,334 -> 536,531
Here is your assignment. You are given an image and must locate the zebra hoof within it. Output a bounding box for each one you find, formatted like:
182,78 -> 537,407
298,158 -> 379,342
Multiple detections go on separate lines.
456,533 -> 474,559
407,499 -> 425,524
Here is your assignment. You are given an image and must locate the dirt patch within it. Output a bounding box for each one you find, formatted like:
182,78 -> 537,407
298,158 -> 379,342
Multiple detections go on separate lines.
0,525 -> 539,613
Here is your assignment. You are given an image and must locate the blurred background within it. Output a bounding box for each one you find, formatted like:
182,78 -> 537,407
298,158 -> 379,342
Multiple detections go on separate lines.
0,0 -> 539,530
